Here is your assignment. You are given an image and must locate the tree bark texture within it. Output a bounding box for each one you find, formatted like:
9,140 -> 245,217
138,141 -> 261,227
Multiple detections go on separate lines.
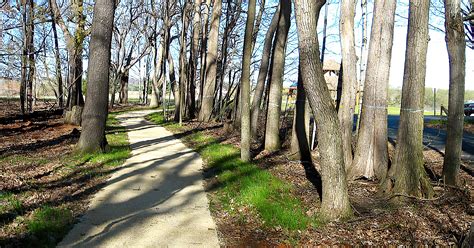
381,0 -> 433,199
150,40 -> 164,108
338,0 -> 358,168
179,3 -> 190,125
264,0 -> 291,152
51,0 -> 86,111
294,0 -> 352,221
20,0 -> 28,114
442,0 -> 466,185
250,4 -> 280,140
240,0 -> 257,161
199,0 -> 212,108
49,0 -> 64,109
168,52 -> 180,122
77,0 -> 115,153
26,0 -> 35,113
188,0 -> 202,119
350,0 -> 396,180
199,0 -> 222,122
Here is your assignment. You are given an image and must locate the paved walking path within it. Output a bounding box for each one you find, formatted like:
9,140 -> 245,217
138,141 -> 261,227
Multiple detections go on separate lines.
59,110 -> 219,247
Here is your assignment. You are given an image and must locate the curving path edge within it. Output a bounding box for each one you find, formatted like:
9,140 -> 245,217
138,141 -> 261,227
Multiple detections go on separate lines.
59,110 -> 220,247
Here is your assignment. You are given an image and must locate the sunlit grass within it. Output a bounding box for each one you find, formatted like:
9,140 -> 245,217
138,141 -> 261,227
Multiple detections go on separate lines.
146,112 -> 316,231
145,112 -> 180,131
0,112 -> 131,247
426,118 -> 474,126
26,206 -> 74,247
366,106 -> 436,116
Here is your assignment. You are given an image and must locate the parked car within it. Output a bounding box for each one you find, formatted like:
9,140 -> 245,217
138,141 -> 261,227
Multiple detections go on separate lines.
465,102 -> 474,116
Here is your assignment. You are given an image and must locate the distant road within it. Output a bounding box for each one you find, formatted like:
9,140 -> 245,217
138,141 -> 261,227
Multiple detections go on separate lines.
386,115 -> 474,163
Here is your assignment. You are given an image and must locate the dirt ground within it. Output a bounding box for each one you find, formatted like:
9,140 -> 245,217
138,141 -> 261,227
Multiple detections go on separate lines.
1,102 -> 472,246
174,120 -> 474,246
0,102 -> 133,247
0,99 -> 56,119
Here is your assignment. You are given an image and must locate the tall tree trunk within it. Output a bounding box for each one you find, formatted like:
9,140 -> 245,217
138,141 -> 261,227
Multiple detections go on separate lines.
320,0 -> 328,63
26,0 -> 35,113
338,0 -> 358,168
49,0 -> 63,109
442,0 -> 466,185
168,53 -> 180,122
294,0 -> 352,221
143,56 -> 151,105
150,40 -> 164,108
20,1 -> 28,114
240,0 -> 257,161
250,0 -> 265,52
349,0 -> 396,180
381,0 -> 433,199
250,4 -> 280,139
119,70 -> 129,104
217,0 -> 231,116
264,0 -> 291,152
188,0 -> 202,119
356,0 -> 368,132
66,50 -> 84,110
110,74 -> 118,107
77,0 -> 115,153
119,49 -> 133,104
67,0 -> 85,110
198,0 -> 222,122
179,3 -> 190,124
50,0 -> 86,111
199,0 -> 212,108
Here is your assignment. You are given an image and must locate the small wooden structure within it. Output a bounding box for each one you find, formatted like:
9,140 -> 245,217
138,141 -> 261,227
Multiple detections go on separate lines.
323,59 -> 341,102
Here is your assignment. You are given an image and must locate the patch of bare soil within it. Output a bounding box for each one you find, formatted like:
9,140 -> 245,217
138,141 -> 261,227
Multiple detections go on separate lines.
175,119 -> 474,246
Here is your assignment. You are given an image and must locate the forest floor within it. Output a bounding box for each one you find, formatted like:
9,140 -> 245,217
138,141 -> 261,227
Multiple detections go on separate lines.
147,112 -> 474,246
0,100 -> 472,247
0,101 -> 136,247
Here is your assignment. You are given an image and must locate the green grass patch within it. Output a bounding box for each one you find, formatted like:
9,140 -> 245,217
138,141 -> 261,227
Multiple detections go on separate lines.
68,112 -> 131,168
146,112 -> 316,232
0,192 -> 24,214
0,112 -> 131,247
145,112 -> 180,131
387,106 -> 434,116
26,206 -> 74,247
426,118 -> 474,126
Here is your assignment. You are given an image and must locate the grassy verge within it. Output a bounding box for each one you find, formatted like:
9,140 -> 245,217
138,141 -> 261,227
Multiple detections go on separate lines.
387,106 -> 434,116
426,118 -> 474,126
0,112 -> 131,247
146,112 -> 317,234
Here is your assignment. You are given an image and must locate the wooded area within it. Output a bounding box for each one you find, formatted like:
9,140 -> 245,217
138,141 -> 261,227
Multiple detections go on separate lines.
1,0 -> 474,246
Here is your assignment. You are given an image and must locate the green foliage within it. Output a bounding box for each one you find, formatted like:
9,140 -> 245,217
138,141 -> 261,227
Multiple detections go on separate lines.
26,206 -> 74,247
0,192 -> 24,214
147,113 -> 317,231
